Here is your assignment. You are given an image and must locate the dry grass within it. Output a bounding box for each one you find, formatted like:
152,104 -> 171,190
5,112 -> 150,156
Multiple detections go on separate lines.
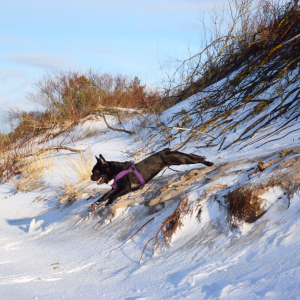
51,150 -> 94,203
226,185 -> 264,227
225,178 -> 283,227
51,177 -> 77,203
65,150 -> 94,182
21,153 -> 54,178
9,176 -> 21,194
82,128 -> 104,139
51,163 -> 79,203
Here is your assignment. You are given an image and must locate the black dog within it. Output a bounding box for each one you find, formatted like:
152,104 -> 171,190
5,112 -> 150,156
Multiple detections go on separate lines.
90,148 -> 213,210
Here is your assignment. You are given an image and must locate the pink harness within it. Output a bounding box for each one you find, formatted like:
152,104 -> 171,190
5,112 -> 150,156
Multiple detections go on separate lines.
111,161 -> 145,190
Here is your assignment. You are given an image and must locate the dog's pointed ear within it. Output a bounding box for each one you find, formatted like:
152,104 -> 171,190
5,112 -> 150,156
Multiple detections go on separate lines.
99,154 -> 107,165
95,155 -> 100,162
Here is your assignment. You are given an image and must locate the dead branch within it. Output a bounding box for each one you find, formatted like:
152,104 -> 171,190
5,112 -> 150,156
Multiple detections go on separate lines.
139,237 -> 155,264
152,109 -> 170,140
99,104 -> 134,135
116,217 -> 154,251
162,137 -> 177,146
171,127 -> 215,139
281,33 -> 300,46
19,146 -> 84,159
38,121 -> 78,144
172,133 -> 196,151
218,136 -> 227,151
195,144 -> 218,148
154,2 -> 300,152
255,127 -> 300,149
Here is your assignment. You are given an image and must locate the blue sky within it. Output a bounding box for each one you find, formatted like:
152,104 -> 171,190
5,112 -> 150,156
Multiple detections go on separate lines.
0,0 -> 221,112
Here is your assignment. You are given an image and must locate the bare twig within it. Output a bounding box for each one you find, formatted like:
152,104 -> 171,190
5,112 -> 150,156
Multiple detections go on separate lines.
18,146 -> 84,159
171,127 -> 215,139
195,144 -> 218,148
255,127 -> 300,148
98,102 -> 134,135
116,217 -> 155,251
218,137 -> 227,151
139,237 -> 155,264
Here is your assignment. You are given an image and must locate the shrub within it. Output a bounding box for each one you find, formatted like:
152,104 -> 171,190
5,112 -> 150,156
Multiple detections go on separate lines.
8,70 -> 160,140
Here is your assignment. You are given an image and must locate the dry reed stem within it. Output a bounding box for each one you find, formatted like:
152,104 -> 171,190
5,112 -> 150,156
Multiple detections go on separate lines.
21,153 -> 54,177
139,199 -> 191,263
19,146 -> 83,159
65,150 -> 94,182
116,217 -> 155,251
139,237 -> 156,264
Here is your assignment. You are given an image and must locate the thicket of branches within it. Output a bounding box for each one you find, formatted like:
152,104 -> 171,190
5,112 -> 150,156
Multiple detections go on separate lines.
8,70 -> 159,138
159,0 -> 300,150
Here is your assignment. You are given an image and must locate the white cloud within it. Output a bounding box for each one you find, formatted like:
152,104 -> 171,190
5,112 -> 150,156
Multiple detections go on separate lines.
5,53 -> 78,69
0,69 -> 25,81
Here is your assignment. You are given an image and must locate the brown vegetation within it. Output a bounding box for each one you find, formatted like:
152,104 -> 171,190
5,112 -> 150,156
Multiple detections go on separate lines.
9,71 -> 159,139
226,176 -> 293,227
226,185 -> 266,226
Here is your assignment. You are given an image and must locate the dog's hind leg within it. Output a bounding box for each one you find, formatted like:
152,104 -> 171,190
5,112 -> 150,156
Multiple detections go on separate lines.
163,150 -> 214,167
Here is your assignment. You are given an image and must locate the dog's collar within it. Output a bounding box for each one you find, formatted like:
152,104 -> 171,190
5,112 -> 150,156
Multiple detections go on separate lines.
111,161 -> 145,190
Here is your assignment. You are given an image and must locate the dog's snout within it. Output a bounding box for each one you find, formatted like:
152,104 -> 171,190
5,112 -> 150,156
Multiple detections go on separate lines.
91,173 -> 98,181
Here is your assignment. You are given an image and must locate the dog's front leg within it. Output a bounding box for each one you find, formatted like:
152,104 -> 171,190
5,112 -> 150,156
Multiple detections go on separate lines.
105,188 -> 130,206
89,188 -> 130,211
89,189 -> 115,211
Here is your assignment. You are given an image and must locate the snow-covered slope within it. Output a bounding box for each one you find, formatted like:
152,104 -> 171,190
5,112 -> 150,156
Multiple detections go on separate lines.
1,99 -> 300,299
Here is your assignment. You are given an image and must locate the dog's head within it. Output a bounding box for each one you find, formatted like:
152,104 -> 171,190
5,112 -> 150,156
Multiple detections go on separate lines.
91,154 -> 110,184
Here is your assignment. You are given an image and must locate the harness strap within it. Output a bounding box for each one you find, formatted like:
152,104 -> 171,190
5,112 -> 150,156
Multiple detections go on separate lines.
111,161 -> 145,190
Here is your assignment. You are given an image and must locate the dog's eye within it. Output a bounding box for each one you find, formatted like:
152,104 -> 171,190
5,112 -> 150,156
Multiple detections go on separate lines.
93,170 -> 100,175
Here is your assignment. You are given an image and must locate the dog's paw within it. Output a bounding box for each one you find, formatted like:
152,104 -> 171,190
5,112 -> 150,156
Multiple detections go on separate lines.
89,202 -> 103,212
81,203 -> 101,220
88,204 -> 96,212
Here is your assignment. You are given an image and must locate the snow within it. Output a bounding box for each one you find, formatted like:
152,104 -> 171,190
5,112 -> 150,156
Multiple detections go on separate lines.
1,97 -> 300,299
